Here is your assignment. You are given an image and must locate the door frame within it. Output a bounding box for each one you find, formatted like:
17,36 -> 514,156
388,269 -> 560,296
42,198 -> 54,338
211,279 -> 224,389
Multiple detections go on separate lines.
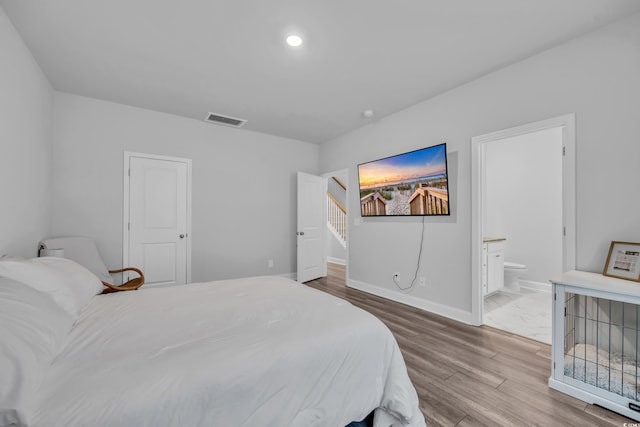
123,151 -> 193,284
470,114 -> 576,326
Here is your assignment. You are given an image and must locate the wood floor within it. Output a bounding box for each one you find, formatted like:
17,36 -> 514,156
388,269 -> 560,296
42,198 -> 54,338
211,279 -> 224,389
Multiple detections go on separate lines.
305,263 -> 633,427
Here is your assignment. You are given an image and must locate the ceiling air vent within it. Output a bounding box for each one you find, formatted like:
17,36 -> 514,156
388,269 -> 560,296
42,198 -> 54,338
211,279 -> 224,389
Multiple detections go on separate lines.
204,112 -> 247,128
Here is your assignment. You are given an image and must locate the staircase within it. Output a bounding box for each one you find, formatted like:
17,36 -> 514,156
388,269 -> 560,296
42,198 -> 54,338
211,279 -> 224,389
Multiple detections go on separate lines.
327,176 -> 346,247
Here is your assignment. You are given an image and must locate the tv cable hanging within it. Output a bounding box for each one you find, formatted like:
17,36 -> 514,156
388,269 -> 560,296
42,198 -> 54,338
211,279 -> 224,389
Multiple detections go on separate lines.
393,216 -> 426,292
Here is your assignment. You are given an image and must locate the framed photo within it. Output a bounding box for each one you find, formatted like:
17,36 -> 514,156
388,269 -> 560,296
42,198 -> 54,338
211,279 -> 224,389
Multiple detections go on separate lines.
603,241 -> 640,282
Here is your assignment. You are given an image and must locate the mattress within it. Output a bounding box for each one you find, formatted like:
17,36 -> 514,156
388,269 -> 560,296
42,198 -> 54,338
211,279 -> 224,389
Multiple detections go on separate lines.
32,276 -> 425,427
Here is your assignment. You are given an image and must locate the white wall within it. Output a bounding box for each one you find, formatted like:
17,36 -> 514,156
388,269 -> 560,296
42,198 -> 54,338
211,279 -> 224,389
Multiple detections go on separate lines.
319,13 -> 640,319
326,229 -> 346,264
0,7 -> 53,256
51,93 -> 319,282
484,127 -> 563,284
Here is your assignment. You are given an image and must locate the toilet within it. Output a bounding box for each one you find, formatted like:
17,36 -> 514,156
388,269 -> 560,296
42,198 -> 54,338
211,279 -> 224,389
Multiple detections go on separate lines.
504,261 -> 527,292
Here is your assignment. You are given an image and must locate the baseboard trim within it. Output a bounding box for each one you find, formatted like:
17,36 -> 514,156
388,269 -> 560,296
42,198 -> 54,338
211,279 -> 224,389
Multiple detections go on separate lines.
347,278 -> 473,325
279,272 -> 297,280
327,257 -> 346,266
520,280 -> 551,292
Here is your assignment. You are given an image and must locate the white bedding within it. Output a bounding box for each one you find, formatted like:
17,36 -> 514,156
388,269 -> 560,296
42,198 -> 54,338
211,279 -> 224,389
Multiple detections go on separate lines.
33,276 -> 425,427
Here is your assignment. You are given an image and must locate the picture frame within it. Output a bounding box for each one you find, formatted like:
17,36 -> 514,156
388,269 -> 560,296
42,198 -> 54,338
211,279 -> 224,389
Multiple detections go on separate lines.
603,241 -> 640,282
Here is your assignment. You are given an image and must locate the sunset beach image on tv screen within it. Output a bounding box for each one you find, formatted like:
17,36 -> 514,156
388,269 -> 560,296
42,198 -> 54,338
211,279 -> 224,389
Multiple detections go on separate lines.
358,143 -> 450,217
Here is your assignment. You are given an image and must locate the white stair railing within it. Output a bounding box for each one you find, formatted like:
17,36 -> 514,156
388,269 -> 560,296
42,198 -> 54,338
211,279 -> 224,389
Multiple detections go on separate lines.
327,193 -> 346,246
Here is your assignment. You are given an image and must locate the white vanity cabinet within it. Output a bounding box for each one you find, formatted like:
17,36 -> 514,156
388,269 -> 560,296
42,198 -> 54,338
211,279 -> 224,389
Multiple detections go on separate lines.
482,238 -> 505,295
549,271 -> 640,421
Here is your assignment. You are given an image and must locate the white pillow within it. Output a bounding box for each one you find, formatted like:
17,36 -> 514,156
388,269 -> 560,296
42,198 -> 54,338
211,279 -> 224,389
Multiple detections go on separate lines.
39,237 -> 113,284
0,277 -> 75,427
0,257 -> 103,318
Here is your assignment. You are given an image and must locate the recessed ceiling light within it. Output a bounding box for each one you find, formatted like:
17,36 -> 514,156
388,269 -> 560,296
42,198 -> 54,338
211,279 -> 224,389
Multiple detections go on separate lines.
286,35 -> 303,47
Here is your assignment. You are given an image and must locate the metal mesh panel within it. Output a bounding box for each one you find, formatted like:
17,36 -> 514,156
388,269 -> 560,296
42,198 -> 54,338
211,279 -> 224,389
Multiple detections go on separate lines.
564,292 -> 640,400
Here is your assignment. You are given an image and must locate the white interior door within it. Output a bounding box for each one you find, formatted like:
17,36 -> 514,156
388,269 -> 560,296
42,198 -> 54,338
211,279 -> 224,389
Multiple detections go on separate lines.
126,153 -> 191,286
297,172 -> 325,283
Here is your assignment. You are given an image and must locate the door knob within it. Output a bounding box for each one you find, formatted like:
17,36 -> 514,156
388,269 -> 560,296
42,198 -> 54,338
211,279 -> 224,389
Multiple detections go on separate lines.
179,234 -> 185,239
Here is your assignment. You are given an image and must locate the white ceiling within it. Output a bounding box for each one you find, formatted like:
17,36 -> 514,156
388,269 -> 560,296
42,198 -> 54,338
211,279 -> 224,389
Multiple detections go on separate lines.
2,1 -> 640,144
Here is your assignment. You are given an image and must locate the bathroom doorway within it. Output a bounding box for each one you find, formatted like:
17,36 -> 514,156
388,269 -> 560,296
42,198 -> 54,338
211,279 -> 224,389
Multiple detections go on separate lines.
470,114 -> 576,342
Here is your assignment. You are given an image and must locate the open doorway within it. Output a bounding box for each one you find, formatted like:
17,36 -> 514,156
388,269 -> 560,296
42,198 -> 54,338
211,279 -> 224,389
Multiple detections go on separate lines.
471,114 -> 576,341
323,169 -> 348,285
296,169 -> 349,284
482,128 -> 562,343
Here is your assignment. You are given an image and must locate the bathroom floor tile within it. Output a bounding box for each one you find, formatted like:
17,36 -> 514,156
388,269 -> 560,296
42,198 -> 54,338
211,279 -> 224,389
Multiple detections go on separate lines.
483,288 -> 552,344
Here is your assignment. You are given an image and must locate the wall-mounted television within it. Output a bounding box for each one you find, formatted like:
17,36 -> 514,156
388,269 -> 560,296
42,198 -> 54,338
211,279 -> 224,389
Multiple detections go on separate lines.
358,143 -> 450,217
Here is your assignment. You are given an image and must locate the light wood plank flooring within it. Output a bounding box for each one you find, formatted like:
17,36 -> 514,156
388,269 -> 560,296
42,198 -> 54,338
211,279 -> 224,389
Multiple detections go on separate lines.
305,263 -> 633,427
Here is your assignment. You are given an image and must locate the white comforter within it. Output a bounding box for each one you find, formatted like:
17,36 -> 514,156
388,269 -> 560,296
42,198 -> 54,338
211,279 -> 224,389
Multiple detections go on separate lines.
33,276 -> 425,427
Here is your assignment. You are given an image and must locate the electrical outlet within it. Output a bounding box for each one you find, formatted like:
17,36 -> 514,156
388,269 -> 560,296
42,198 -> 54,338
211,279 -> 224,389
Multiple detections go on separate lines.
268,259 -> 274,268
419,276 -> 426,287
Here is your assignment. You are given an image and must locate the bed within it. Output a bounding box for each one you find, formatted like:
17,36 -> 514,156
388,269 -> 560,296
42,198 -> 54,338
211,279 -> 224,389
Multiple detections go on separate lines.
0,256 -> 426,427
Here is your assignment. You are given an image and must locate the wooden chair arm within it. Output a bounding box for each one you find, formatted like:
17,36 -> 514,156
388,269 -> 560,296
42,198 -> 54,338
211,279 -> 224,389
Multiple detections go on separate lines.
101,267 -> 145,294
